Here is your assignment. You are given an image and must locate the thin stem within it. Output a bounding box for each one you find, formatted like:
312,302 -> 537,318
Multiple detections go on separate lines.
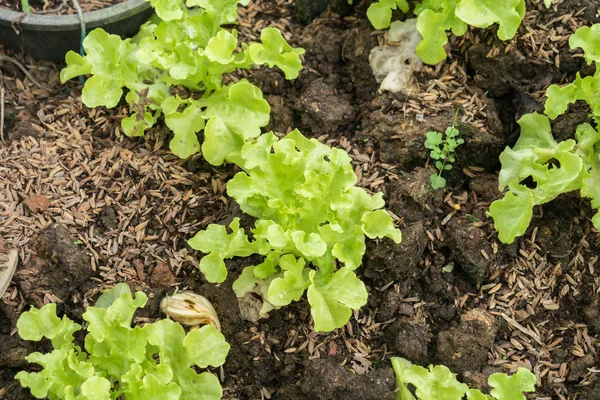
436,108 -> 460,178
21,0 -> 31,13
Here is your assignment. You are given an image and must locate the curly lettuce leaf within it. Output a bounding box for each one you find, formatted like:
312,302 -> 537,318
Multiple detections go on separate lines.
190,130 -> 401,331
490,113 -> 600,244
545,25 -> 600,121
366,0 -> 410,30
17,303 -> 81,349
188,218 -> 263,283
569,24 -> 600,65
391,357 -> 537,400
545,70 -> 600,120
16,285 -> 229,399
147,0 -> 184,21
306,268 -> 368,331
488,368 -> 537,400
455,0 -> 525,40
415,0 -> 467,65
61,0 -> 303,163
161,96 -> 205,158
249,28 -> 305,79
201,81 -> 271,165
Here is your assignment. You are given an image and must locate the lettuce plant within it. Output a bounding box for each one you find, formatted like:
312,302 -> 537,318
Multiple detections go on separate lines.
16,284 -> 230,400
544,24 -> 600,121
188,130 -> 401,332
490,24 -> 600,243
366,0 -> 551,65
392,357 -> 537,400
60,0 -> 304,165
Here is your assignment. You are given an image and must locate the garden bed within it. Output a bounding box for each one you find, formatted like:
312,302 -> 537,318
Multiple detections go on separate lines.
1,0 -> 600,399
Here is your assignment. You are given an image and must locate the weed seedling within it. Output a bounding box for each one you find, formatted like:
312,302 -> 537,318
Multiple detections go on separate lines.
424,110 -> 464,189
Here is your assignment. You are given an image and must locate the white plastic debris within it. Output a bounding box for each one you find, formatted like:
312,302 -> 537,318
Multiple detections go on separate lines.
0,248 -> 18,298
369,18 -> 423,95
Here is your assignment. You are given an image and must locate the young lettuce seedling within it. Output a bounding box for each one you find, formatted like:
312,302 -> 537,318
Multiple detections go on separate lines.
188,130 -> 401,332
490,24 -> 600,244
16,283 -> 229,400
365,0 -> 552,65
391,357 -> 537,400
60,0 -> 304,165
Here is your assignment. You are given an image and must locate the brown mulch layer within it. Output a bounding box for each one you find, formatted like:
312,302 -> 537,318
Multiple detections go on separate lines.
0,0 -> 126,15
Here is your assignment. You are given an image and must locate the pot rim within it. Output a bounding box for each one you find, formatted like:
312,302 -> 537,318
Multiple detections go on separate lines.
0,0 -> 151,31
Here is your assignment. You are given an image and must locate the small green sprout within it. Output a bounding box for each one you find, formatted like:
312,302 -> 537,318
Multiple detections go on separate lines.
73,239 -> 83,246
424,110 -> 464,189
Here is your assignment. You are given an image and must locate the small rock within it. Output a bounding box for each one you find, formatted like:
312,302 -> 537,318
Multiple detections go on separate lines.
150,262 -> 176,288
385,320 -> 432,364
567,353 -> 595,382
23,194 -> 49,213
376,290 -> 402,321
514,309 -> 530,322
398,302 -> 415,317
436,309 -> 499,373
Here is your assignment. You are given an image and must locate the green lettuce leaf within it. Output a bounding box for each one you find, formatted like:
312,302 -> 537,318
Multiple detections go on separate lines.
391,357 -> 537,400
15,285 -> 229,399
455,0 -> 525,40
490,112 -> 600,243
366,0 -> 410,30
61,0 -> 303,164
190,130 -> 401,331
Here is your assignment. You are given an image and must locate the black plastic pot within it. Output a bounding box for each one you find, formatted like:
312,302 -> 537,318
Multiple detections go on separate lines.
0,0 -> 152,62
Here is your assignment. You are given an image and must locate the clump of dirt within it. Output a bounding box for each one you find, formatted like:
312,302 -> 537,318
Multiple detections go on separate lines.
384,320 -> 432,364
468,173 -> 499,202
296,78 -> 356,134
340,23 -> 380,102
443,217 -> 497,284
14,224 -> 93,308
99,207 -> 118,230
364,221 -> 427,286
388,168 -> 438,223
363,108 -> 503,174
279,358 -> 396,400
436,309 -> 499,374
300,24 -> 346,78
467,43 -> 553,97
7,120 -> 40,142
265,95 -> 296,134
